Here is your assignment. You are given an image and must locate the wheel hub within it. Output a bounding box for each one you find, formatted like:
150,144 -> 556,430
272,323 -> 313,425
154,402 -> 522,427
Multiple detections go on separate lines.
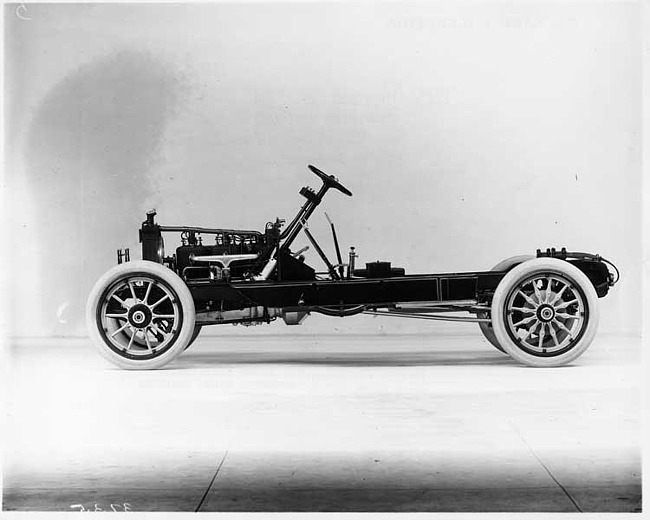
537,304 -> 555,323
128,304 -> 153,329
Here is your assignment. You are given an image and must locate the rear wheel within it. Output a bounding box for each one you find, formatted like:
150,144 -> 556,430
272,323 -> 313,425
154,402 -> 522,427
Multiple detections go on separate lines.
478,255 -> 534,352
491,258 -> 599,367
86,260 -> 196,369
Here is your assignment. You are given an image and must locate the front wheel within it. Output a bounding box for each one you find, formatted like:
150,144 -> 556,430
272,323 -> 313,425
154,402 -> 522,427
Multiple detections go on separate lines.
122,324 -> 202,350
86,260 -> 196,369
491,258 -> 599,367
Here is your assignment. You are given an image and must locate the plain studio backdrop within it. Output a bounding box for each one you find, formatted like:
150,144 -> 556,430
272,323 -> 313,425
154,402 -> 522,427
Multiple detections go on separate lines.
2,1 -> 641,339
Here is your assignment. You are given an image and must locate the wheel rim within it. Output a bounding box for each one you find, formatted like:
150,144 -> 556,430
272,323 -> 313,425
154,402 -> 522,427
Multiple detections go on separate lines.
97,274 -> 183,360
503,272 -> 588,357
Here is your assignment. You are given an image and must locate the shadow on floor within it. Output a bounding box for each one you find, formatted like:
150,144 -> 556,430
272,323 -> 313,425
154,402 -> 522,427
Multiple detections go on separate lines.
173,349 -> 521,369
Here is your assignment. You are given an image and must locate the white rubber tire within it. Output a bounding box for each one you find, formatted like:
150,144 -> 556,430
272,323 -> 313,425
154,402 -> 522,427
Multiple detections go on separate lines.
184,325 -> 203,351
491,258 -> 599,367
86,260 -> 195,370
478,255 -> 534,353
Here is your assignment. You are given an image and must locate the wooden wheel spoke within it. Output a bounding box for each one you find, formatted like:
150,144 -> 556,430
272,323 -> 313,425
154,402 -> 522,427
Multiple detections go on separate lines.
144,332 -> 153,351
549,283 -> 568,305
143,281 -> 153,305
544,278 -> 553,303
110,322 -> 130,338
512,314 -> 537,328
537,324 -> 546,349
128,281 -> 138,302
548,324 -> 560,347
555,299 -> 578,310
554,319 -> 572,336
510,306 -> 535,314
150,294 -> 170,309
532,281 -> 543,304
523,320 -> 540,341
111,294 -> 131,310
516,290 -> 537,307
125,332 -> 136,351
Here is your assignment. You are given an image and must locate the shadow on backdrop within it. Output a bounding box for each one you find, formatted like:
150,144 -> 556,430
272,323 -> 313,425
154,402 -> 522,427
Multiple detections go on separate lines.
25,49 -> 184,335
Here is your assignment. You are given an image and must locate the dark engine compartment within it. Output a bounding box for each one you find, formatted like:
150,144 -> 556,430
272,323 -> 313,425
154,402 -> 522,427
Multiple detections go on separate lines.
176,230 -> 265,281
140,210 -> 318,283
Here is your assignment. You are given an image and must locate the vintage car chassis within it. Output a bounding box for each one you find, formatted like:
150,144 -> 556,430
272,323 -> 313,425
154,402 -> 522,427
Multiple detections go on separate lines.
87,165 -> 619,370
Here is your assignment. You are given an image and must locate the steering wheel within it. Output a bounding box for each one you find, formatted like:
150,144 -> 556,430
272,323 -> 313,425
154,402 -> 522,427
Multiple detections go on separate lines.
308,165 -> 353,196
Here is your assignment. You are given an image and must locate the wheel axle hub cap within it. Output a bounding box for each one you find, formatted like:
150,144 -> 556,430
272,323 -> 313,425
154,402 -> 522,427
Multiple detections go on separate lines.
128,304 -> 152,328
537,304 -> 555,323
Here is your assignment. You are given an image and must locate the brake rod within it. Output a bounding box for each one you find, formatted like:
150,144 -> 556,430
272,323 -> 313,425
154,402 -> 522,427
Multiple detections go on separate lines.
364,310 -> 492,323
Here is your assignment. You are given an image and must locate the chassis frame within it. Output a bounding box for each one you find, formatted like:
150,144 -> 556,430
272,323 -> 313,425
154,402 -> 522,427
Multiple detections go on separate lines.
87,165 -> 619,369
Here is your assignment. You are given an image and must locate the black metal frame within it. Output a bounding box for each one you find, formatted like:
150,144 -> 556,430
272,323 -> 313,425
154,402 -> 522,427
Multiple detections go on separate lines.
187,271 -> 501,311
134,165 -> 615,327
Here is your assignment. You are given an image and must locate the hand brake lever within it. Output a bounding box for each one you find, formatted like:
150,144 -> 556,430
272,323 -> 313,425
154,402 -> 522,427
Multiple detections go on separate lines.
325,212 -> 345,279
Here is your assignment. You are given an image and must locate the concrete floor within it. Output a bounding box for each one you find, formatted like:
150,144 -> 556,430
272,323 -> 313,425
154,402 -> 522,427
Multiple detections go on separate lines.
2,330 -> 642,513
